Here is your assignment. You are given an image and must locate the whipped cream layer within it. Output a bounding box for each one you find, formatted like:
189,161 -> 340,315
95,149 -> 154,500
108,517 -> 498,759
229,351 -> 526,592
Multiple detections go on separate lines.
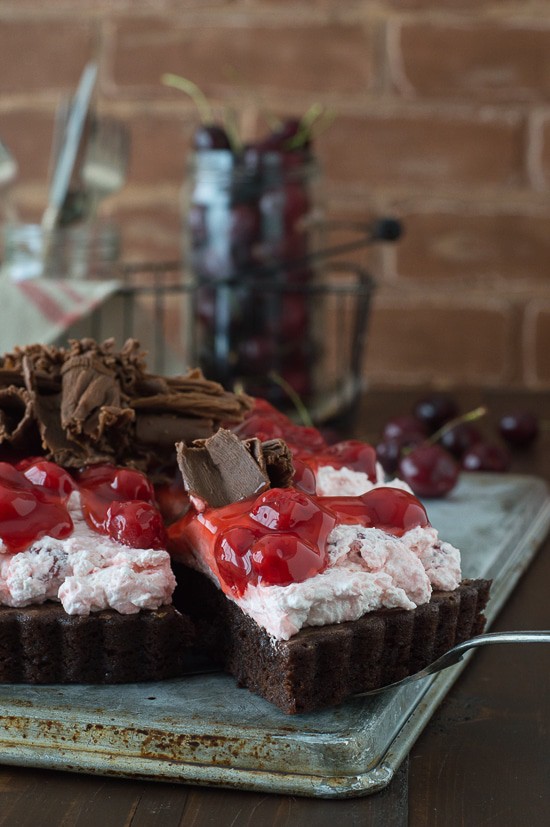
220,522 -> 460,640
0,492 -> 176,615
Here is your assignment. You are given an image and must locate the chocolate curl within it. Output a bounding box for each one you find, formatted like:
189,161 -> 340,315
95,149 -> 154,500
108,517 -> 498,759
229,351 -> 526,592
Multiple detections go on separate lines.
134,412 -> 214,447
132,372 -> 252,423
259,438 -> 295,489
176,429 -> 294,509
60,353 -> 135,444
0,385 -> 38,449
176,429 -> 271,508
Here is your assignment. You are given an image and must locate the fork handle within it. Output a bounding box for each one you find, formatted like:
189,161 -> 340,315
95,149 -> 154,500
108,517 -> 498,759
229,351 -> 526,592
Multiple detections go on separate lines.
455,630 -> 550,657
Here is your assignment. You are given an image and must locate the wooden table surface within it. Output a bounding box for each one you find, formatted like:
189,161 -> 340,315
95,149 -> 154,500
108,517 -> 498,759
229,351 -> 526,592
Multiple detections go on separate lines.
0,388 -> 549,827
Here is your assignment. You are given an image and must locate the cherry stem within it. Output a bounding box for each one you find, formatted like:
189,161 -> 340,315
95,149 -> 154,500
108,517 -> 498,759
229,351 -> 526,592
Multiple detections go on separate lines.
428,405 -> 488,446
161,74 -> 214,124
268,371 -> 314,428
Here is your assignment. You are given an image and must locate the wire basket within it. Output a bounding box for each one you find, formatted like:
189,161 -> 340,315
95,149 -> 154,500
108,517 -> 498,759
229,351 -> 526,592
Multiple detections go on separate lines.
79,258 -> 375,426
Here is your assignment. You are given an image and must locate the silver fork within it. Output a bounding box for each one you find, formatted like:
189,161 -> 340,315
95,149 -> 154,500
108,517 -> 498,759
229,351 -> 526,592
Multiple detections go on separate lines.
361,630 -> 550,696
80,116 -> 130,219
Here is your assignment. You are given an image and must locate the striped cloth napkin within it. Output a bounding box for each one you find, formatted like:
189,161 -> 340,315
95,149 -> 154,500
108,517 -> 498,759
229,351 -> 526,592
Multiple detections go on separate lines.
0,275 -> 120,353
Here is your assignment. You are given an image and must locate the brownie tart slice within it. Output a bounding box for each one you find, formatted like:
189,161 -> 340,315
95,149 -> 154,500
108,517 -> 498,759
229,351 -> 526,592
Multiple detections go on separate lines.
168,426 -> 491,714
0,338 -> 251,684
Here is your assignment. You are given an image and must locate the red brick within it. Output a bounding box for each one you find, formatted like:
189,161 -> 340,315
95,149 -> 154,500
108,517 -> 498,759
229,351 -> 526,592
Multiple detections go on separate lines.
318,113 -> 524,190
109,19 -> 372,96
364,295 -> 512,385
124,112 -> 193,186
392,22 -> 550,102
534,113 -> 550,189
395,210 -> 550,283
115,202 -> 182,263
524,301 -> 550,386
385,0 -> 532,12
0,20 -> 97,94
0,110 -> 58,184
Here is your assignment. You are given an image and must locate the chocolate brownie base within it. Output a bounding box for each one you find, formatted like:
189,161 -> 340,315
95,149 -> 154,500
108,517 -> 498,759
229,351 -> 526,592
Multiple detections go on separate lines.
173,564 -> 491,714
0,603 -> 194,684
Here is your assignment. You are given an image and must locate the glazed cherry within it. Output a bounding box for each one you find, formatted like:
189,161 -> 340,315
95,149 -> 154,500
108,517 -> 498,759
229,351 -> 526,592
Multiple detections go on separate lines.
461,442 -> 511,473
77,465 -> 155,504
292,459 -> 317,495
154,480 -> 190,524
398,444 -> 459,499
250,533 -> 325,587
413,393 -> 459,433
0,462 -> 73,553
106,501 -> 167,550
360,487 -> 430,535
249,488 -> 335,550
215,525 -> 261,594
499,411 -> 539,448
323,440 -> 377,480
19,460 -> 76,501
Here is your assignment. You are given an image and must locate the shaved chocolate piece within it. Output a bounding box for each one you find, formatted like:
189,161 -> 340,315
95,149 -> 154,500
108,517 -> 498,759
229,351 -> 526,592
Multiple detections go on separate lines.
260,439 -> 294,488
60,353 -> 133,442
135,413 -> 214,447
176,431 -> 295,508
0,386 -> 37,448
0,338 -> 251,472
177,429 -> 270,508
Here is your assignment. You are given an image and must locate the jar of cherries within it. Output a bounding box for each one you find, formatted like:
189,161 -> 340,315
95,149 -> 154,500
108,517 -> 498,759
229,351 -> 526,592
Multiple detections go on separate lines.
182,116 -> 325,406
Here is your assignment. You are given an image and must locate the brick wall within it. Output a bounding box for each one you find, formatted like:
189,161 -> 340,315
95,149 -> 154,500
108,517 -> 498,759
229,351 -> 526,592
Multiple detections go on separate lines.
1,0 -> 550,389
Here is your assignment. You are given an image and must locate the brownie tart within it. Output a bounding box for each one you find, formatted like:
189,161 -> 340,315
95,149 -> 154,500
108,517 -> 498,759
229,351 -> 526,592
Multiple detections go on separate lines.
0,338 -> 251,683
168,411 -> 491,714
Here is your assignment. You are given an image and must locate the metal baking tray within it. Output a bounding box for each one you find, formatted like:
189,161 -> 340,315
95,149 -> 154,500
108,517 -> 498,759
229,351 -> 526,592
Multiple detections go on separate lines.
0,472 -> 549,798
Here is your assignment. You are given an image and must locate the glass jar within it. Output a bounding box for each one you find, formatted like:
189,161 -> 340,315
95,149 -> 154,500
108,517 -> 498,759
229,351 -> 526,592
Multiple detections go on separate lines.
182,146 -> 327,408
1,222 -> 120,282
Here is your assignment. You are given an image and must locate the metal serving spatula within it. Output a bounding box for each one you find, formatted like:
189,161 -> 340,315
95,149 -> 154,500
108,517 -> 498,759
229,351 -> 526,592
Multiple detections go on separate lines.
360,630 -> 550,696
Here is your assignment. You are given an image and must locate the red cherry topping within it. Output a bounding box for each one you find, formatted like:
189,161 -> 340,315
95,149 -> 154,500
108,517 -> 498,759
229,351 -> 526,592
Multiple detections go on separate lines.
19,460 -> 76,501
0,462 -> 73,553
250,533 -> 325,587
215,525 -> 262,593
249,488 -> 336,549
106,501 -> 167,550
77,465 -> 155,503
321,440 -> 378,479
292,458 -> 317,495
321,487 -> 430,536
0,459 -> 166,554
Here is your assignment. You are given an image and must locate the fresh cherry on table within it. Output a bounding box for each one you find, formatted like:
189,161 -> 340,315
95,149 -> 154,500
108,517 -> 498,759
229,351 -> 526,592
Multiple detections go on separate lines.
461,442 -> 511,473
413,392 -> 460,433
440,421 -> 484,459
397,443 -> 460,499
498,411 -> 539,448
382,415 -> 427,443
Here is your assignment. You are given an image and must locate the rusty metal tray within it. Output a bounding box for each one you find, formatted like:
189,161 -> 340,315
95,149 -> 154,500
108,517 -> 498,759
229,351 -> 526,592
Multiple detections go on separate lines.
0,473 -> 549,798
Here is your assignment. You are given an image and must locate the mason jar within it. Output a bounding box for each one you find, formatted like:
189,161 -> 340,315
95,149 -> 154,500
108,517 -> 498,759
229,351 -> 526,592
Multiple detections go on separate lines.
182,145 -> 326,408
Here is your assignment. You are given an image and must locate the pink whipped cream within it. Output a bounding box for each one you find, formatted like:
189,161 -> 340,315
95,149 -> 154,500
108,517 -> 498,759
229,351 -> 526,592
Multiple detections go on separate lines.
0,492 -> 176,615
